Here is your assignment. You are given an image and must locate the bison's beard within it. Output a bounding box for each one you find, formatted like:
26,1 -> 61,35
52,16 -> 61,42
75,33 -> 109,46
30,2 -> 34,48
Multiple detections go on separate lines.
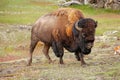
82,48 -> 91,55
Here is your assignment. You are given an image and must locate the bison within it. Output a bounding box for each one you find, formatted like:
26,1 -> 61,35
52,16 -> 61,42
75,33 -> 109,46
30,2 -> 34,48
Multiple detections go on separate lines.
27,8 -> 97,66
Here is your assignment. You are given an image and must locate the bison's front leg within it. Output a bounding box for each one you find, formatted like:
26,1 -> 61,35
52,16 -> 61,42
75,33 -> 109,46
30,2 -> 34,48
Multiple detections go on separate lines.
79,53 -> 86,65
75,51 -> 80,61
52,41 -> 64,64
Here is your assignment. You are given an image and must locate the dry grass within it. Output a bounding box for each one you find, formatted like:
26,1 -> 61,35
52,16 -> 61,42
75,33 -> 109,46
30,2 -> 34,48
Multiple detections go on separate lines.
0,39 -> 120,80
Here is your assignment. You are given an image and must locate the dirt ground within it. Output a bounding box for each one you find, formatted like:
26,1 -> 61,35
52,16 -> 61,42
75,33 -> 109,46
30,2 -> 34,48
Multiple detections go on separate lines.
0,38 -> 120,80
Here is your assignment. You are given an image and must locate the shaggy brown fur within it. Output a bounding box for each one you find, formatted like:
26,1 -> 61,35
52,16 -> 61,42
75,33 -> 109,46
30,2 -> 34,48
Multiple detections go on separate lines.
47,8 -> 84,37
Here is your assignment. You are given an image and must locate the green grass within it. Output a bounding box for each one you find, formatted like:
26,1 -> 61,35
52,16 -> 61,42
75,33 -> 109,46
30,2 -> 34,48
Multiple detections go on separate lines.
96,62 -> 120,79
70,5 -> 120,16
0,0 -> 57,24
96,18 -> 120,36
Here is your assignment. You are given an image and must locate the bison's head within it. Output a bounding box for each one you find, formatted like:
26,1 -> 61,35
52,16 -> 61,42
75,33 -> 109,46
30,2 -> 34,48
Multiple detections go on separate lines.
73,18 -> 97,55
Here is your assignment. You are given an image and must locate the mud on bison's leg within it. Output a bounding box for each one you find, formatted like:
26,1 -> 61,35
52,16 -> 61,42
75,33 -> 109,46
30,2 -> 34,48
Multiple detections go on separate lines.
42,44 -> 52,63
52,41 -> 64,64
79,53 -> 86,65
27,40 -> 38,66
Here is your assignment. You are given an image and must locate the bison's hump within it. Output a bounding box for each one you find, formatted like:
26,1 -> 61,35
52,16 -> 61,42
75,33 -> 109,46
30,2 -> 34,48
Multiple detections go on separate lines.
48,8 -> 84,23
34,8 -> 85,37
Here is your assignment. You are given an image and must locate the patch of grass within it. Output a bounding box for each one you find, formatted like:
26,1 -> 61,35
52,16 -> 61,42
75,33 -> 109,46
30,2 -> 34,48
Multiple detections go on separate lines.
70,5 -> 120,16
96,19 -> 120,35
0,0 -> 57,24
95,62 -> 120,80
4,45 -> 14,53
105,69 -> 119,77
0,24 -> 30,57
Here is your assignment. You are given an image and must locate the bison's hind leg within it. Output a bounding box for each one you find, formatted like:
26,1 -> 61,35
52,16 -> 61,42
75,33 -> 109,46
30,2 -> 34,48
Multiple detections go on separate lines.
42,44 -> 52,63
27,40 -> 38,66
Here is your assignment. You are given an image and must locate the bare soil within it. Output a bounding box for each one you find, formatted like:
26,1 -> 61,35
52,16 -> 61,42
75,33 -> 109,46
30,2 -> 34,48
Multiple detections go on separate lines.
0,39 -> 120,80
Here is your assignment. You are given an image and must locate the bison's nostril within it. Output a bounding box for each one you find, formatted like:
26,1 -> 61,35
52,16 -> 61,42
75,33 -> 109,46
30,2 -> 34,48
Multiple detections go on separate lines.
82,49 -> 91,55
87,43 -> 93,49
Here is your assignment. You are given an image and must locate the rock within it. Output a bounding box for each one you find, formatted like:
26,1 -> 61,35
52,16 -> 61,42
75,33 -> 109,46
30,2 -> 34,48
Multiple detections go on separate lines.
95,30 -> 118,42
58,0 -> 82,6
97,0 -> 105,8
110,3 -> 120,10
89,0 -> 120,10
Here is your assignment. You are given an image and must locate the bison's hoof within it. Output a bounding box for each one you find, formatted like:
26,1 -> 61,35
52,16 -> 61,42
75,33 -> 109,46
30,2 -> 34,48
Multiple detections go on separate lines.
75,56 -> 80,61
27,64 -> 31,66
81,63 -> 89,67
27,62 -> 32,66
59,61 -> 64,64
81,62 -> 87,66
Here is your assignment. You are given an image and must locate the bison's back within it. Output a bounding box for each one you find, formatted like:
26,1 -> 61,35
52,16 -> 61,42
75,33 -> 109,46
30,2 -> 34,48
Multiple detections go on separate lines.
32,8 -> 84,44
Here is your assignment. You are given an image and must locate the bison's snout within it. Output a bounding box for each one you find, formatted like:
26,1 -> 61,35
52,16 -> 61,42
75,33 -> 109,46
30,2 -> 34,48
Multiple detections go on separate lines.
86,43 -> 93,49
82,43 -> 93,55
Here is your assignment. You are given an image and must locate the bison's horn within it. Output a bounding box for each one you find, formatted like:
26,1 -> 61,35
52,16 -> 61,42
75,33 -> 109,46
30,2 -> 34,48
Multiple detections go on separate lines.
75,21 -> 82,31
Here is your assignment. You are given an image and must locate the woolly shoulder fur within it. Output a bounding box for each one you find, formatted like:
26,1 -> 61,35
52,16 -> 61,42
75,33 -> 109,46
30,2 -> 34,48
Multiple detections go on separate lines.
48,8 -> 85,37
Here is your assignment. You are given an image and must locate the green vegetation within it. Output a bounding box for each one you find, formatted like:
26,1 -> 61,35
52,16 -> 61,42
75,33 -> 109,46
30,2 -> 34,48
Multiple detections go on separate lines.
70,5 -> 120,15
0,0 -> 57,24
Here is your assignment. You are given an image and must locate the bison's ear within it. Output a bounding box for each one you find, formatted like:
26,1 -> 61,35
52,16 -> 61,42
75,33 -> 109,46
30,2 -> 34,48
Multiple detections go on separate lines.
95,21 -> 98,28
